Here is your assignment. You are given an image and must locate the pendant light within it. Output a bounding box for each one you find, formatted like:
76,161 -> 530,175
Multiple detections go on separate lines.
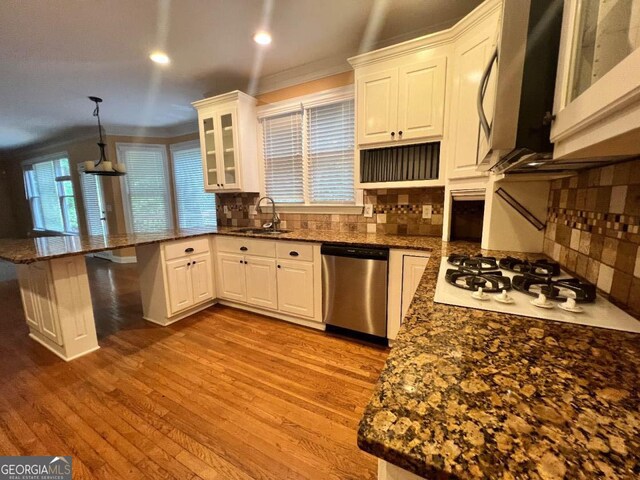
84,96 -> 126,176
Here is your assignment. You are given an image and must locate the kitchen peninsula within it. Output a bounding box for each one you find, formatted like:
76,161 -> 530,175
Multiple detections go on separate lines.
0,228 -> 440,361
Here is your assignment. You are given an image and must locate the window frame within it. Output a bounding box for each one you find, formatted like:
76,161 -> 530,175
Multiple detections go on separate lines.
117,142 -> 175,234
257,86 -> 363,214
21,152 -> 79,235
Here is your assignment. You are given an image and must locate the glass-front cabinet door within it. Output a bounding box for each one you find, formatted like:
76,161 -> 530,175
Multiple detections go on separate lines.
568,0 -> 640,102
202,116 -> 219,188
219,108 -> 240,189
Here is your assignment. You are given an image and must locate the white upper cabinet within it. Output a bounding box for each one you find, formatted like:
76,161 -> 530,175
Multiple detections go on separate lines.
357,69 -> 398,144
551,0 -> 640,159
353,56 -> 446,147
447,6 -> 500,179
397,58 -> 447,141
192,91 -> 259,192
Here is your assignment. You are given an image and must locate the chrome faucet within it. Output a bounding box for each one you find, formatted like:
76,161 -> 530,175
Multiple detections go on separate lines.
256,196 -> 280,231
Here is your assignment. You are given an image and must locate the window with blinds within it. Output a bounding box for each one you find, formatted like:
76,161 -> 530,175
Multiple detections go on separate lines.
307,100 -> 355,203
79,169 -> 106,236
118,144 -> 174,233
23,156 -> 79,233
262,111 -> 304,203
170,142 -> 217,228
260,97 -> 355,205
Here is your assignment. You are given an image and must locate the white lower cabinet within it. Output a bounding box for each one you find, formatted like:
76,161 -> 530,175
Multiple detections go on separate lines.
387,249 -> 431,341
191,253 -> 215,304
166,258 -> 194,315
215,236 -> 321,325
245,257 -> 278,310
136,238 -> 216,326
217,253 -> 246,302
277,260 -> 315,318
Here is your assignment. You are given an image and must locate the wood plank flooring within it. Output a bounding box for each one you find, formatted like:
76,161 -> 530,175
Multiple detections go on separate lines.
0,258 -> 389,479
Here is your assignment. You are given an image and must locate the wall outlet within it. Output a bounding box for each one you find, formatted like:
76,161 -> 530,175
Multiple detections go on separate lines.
223,206 -> 229,214
363,204 -> 374,218
422,204 -> 433,219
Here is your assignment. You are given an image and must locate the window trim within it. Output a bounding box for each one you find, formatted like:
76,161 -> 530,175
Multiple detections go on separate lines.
257,86 -> 363,214
117,142 -> 174,234
21,151 -> 79,235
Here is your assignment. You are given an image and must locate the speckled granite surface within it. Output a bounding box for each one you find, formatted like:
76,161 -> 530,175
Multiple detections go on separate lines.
0,227 -> 439,264
358,242 -> 640,479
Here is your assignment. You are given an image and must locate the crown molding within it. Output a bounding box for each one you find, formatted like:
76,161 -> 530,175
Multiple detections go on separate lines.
348,0 -> 501,68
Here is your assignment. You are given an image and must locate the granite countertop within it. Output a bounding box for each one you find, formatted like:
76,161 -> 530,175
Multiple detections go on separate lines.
0,227 -> 440,264
358,242 -> 640,479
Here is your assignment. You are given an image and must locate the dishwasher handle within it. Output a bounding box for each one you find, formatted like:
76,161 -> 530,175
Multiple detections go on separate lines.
321,244 -> 388,260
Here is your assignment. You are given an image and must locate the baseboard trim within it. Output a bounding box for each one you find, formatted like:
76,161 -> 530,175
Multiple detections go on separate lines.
144,300 -> 216,326
28,333 -> 100,362
216,300 -> 325,331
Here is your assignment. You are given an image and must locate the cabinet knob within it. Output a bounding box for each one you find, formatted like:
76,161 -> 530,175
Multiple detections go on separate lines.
239,259 -> 243,264
277,265 -> 281,269
244,260 -> 248,264
187,262 -> 191,266
240,246 -> 248,251
390,131 -> 395,137
289,251 -> 299,257
398,130 -> 403,136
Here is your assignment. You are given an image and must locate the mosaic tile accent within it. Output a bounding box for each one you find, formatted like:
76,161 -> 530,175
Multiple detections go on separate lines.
215,187 -> 445,236
543,158 -> 640,315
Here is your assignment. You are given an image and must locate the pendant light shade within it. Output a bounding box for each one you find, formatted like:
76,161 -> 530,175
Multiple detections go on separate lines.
84,96 -> 126,176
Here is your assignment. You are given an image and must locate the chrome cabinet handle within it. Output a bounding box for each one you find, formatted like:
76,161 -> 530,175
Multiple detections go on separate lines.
477,47 -> 498,141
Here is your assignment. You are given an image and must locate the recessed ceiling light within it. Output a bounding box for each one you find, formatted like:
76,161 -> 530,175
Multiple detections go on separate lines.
253,31 -> 272,45
149,51 -> 170,64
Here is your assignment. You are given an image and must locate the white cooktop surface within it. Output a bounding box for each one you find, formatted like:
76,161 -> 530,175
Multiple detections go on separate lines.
433,257 -> 640,334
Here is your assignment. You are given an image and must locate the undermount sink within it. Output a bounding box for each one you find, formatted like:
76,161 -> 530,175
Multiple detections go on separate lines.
231,228 -> 291,235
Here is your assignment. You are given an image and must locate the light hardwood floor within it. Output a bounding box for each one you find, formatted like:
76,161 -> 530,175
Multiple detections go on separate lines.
0,257 -> 389,479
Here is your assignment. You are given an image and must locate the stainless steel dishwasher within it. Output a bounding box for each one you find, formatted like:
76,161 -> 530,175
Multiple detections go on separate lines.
321,244 -> 388,338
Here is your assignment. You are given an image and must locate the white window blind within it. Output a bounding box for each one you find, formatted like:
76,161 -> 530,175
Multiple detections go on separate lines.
306,100 -> 355,203
79,169 -> 106,236
23,156 -> 79,233
118,144 -> 173,233
170,142 -> 217,228
262,111 -> 304,203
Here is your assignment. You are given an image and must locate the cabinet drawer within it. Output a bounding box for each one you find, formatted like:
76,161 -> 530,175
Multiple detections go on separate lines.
164,237 -> 210,261
276,242 -> 314,262
216,236 -> 276,257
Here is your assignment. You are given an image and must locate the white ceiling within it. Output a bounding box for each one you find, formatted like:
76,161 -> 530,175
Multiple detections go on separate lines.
0,0 -> 482,151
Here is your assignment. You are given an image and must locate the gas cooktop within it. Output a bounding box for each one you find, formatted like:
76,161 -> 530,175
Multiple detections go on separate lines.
434,255 -> 640,333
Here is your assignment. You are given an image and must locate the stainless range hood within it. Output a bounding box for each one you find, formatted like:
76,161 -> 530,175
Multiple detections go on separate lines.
476,0 -> 564,174
489,150 -> 627,175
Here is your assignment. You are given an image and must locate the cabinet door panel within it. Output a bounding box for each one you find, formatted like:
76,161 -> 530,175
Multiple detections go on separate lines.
190,253 -> 214,304
28,263 -> 63,345
200,112 -> 221,190
357,69 -> 398,145
449,28 -> 494,178
397,58 -> 446,140
218,107 -> 241,190
401,256 -> 430,321
217,253 -> 246,302
166,258 -> 194,315
245,257 -> 278,310
277,260 -> 314,318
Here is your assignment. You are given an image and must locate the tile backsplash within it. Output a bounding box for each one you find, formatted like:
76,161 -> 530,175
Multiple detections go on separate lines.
543,158 -> 640,314
215,187 -> 444,236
